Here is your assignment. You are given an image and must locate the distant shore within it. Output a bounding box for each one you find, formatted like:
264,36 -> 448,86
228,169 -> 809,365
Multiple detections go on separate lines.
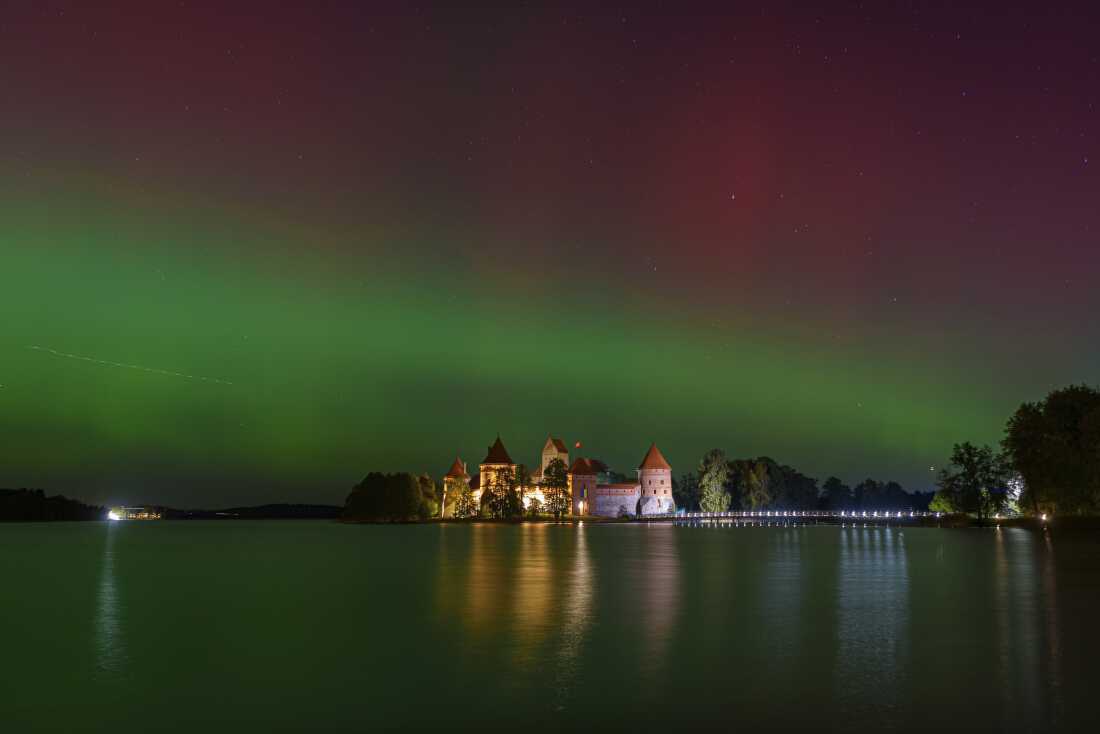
1,490 -> 342,522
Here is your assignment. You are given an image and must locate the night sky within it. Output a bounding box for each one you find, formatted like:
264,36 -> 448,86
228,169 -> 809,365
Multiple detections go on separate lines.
1,2 -> 1096,507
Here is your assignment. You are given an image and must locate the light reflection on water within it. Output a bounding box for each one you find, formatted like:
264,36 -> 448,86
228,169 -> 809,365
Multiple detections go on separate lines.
835,526 -> 909,719
636,524 -> 680,676
94,522 -> 125,677
554,521 -> 592,706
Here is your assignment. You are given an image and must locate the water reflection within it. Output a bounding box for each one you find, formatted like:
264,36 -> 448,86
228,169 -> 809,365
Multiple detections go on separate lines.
1040,528 -> 1063,724
637,524 -> 679,674
554,522 -> 594,708
759,527 -> 803,671
462,523 -> 499,635
511,523 -> 554,666
94,522 -> 125,677
834,526 -> 909,719
437,523 -> 600,706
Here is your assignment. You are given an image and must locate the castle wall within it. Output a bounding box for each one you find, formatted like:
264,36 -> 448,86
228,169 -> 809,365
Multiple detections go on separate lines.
590,484 -> 641,517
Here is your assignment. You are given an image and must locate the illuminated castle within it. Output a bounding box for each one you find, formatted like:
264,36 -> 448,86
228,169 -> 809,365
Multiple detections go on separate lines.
445,436 -> 675,517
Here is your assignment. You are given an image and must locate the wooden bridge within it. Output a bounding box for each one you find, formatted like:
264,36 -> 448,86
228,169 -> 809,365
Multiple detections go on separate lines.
639,510 -> 942,527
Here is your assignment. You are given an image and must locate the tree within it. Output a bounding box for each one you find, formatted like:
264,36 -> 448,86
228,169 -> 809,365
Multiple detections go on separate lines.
483,467 -> 522,520
774,466 -> 818,509
542,458 -> 570,518
526,496 -> 543,518
937,442 -> 1011,523
820,477 -> 852,510
928,491 -> 956,514
515,465 -> 532,499
1004,384 -> 1100,516
417,474 -> 438,520
343,472 -> 421,522
698,449 -> 731,513
452,480 -> 476,519
852,479 -> 880,509
743,461 -> 774,509
673,472 -> 700,511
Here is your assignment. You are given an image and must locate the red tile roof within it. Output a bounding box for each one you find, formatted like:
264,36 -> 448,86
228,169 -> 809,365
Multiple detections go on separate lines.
445,457 -> 467,478
549,437 -> 568,453
569,457 -> 598,475
638,443 -> 671,471
482,436 -> 513,465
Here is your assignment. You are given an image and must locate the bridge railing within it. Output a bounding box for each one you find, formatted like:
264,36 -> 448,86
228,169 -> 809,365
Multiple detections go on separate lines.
644,509 -> 942,521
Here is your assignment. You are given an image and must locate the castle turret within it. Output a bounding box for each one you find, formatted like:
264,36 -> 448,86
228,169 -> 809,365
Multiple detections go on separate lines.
637,443 -> 674,515
568,457 -> 598,515
479,436 -> 516,501
441,457 -> 468,518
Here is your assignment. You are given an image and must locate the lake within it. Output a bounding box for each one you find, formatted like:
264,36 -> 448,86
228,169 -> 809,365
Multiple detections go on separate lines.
1,521 -> 1097,731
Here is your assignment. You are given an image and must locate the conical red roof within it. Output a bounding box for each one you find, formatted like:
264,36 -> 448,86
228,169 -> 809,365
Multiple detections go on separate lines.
445,457 -> 467,478
638,443 -> 671,471
482,436 -> 513,465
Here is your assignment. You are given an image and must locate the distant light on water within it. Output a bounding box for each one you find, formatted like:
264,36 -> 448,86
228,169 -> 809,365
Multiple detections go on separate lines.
107,510 -> 121,521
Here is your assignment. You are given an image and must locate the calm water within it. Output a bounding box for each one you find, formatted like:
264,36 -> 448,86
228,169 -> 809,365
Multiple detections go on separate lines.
2,521 -> 1098,732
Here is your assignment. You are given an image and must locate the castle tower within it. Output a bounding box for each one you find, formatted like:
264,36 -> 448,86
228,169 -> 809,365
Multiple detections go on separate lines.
568,457 -> 598,515
442,457 -> 468,518
540,436 -> 570,475
479,436 -> 516,496
637,443 -> 674,515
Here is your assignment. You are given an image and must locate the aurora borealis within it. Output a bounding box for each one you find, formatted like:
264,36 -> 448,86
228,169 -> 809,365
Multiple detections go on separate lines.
1,2 -> 1097,507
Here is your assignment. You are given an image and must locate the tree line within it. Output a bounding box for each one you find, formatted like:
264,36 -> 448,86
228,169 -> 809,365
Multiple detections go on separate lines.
0,489 -> 107,521
932,384 -> 1100,520
673,451 -> 934,514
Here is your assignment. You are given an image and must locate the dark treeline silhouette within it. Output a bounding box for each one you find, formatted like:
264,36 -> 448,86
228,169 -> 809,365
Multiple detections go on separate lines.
343,472 -> 439,522
0,489 -> 107,521
673,454 -> 933,513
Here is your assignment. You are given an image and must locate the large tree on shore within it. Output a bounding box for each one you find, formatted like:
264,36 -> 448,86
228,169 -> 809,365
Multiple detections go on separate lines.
698,449 -> 731,513
1003,384 -> 1100,516
542,458 -> 570,517
937,442 -> 1011,523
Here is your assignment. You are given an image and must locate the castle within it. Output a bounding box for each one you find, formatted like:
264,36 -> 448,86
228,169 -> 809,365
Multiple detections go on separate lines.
443,436 -> 676,517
